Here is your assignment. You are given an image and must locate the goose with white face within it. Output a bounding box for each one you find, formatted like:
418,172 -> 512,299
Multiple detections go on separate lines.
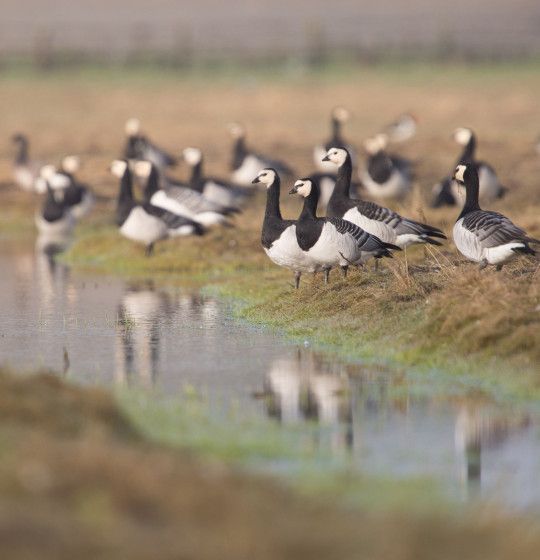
363,134 -> 388,155
252,168 -> 277,188
110,159 -> 129,179
453,127 -> 473,146
125,118 -> 141,137
182,147 -> 202,166
289,179 -> 313,197
61,155 -> 81,174
322,147 -> 348,167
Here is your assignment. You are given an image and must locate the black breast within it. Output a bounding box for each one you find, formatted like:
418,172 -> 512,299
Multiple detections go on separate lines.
367,152 -> 393,184
295,218 -> 324,251
261,217 -> 295,249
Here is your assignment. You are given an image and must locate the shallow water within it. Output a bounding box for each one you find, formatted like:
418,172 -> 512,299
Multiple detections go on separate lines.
1,242 -> 539,511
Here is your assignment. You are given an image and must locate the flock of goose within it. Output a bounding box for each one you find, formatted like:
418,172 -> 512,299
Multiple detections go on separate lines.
10,108 -> 538,284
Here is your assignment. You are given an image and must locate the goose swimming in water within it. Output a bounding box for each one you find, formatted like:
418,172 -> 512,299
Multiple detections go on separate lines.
254,168 -> 320,289
289,177 -> 399,283
123,118 -> 177,170
452,163 -> 538,270
325,147 -> 446,249
313,107 -> 356,173
432,127 -> 506,208
229,123 -> 294,186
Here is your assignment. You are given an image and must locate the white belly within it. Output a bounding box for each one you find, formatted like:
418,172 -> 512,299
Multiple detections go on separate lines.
360,169 -> 411,200
120,207 -> 168,245
395,233 -> 422,248
265,226 -> 319,272
343,208 -> 396,244
14,167 -> 36,191
484,243 -> 523,265
232,155 -> 265,186
306,223 -> 359,267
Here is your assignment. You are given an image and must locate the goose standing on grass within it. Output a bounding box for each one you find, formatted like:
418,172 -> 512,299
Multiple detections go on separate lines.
432,127 -> 506,208
452,163 -> 538,270
135,160 -> 235,228
228,123 -> 294,186
58,156 -> 95,220
112,160 -> 201,256
129,161 -> 204,237
11,133 -> 41,191
325,147 -> 446,249
289,177 -> 399,283
313,107 -> 356,173
359,134 -> 413,201
253,168 -> 319,289
381,113 -> 418,144
182,147 -> 252,209
35,183 -> 75,236
123,118 -> 177,170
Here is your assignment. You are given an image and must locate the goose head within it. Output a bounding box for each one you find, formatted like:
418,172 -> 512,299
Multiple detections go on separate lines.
453,127 -> 473,146
363,133 -> 388,155
227,122 -> 245,139
110,159 -> 129,178
11,133 -> 27,145
453,163 -> 478,187
182,147 -> 203,166
289,178 -> 313,197
322,147 -> 349,167
61,155 -> 81,174
133,159 -> 152,179
332,106 -> 350,123
252,168 -> 277,187
125,118 -> 141,137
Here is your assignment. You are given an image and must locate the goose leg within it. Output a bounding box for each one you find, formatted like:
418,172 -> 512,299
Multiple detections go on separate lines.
324,267 -> 331,284
340,265 -> 348,278
478,259 -> 488,270
145,243 -> 154,257
294,271 -> 301,289
374,259 -> 379,272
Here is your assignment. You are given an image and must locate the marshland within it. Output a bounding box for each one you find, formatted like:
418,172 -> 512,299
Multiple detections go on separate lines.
1,5 -> 540,558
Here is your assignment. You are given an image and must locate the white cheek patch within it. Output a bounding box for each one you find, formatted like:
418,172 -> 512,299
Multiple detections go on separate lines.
454,128 -> 472,145
298,183 -> 312,197
112,160 -> 128,177
454,165 -> 466,182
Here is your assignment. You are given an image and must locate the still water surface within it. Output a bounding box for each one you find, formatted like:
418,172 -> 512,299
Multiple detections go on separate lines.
1,243 -> 539,511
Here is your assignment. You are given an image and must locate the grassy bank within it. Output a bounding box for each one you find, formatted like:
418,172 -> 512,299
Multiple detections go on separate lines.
1,63 -> 539,396
1,368 -> 540,559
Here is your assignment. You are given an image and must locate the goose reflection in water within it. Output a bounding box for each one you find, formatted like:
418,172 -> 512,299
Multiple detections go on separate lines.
454,403 -> 531,502
262,349 -> 353,454
114,282 -> 173,389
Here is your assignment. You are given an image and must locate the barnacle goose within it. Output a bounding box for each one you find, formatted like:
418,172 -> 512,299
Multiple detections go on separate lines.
57,156 -> 95,220
123,118 -> 177,170
135,160 -> 234,228
35,182 -> 75,236
228,123 -> 294,186
253,168 -> 319,289
289,177 -> 399,283
325,147 -> 446,249
313,107 -> 356,173
112,160 -> 201,255
11,133 -> 42,192
431,127 -> 506,208
359,134 -> 413,201
183,147 -> 252,209
381,113 -> 418,143
452,163 -> 538,270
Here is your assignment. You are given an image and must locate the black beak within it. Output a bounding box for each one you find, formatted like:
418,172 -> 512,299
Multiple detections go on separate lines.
322,155 -> 330,162
252,177 -> 260,184
288,186 -> 298,195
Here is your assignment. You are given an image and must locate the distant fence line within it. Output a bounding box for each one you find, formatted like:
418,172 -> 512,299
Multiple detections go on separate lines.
1,20 -> 540,70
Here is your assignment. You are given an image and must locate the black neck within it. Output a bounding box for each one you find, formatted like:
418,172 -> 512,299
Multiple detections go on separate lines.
42,187 -> 64,222
299,185 -> 320,220
231,137 -> 247,169
14,139 -> 28,165
331,118 -> 342,143
329,154 -> 353,202
143,165 -> 160,202
116,167 -> 136,225
189,159 -> 204,191
458,134 -> 476,164
264,177 -> 282,220
458,168 -> 481,219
